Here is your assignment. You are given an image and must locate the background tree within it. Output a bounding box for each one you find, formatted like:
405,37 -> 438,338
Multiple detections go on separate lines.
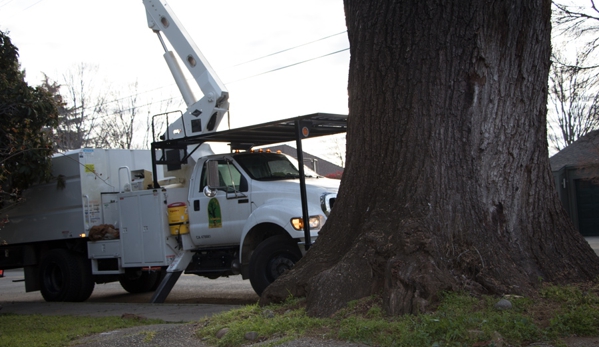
0,30 -> 58,203
548,51 -> 599,151
319,134 -> 346,168
49,65 -> 179,151
91,81 -> 140,149
548,1 -> 599,150
52,63 -> 106,151
261,0 -> 599,317
553,0 -> 599,63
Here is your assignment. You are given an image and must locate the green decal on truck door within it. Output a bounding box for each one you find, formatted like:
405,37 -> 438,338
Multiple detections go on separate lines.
208,198 -> 222,228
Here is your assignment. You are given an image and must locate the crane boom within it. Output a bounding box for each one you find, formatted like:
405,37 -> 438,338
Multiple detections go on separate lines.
143,0 -> 229,138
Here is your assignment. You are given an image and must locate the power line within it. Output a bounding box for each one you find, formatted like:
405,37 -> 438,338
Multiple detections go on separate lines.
73,45 -> 349,116
87,46 -> 349,114
231,31 -> 347,68
0,0 -> 17,9
79,32 -> 349,112
77,95 -> 182,121
225,48 -> 349,84
21,0 -> 44,11
0,0 -> 45,16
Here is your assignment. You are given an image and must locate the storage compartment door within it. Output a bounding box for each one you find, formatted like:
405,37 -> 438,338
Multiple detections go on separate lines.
139,192 -> 165,263
119,190 -> 168,266
119,194 -> 143,265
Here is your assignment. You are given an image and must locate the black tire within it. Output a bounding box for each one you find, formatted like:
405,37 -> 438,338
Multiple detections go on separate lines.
119,270 -> 160,294
39,249 -> 92,302
249,235 -> 302,296
73,254 -> 95,302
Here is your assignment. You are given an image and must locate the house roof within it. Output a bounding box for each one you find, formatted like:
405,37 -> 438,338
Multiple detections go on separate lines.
550,130 -> 599,171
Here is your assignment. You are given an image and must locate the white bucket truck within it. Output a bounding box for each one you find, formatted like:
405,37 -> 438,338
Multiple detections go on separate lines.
0,0 -> 346,302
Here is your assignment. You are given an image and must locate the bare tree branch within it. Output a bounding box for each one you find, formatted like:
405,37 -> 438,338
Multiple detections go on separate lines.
548,50 -> 599,151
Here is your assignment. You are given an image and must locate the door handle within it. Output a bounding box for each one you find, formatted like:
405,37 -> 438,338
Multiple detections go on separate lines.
194,200 -> 200,211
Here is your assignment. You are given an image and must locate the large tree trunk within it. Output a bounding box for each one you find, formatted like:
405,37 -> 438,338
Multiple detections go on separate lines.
261,0 -> 599,317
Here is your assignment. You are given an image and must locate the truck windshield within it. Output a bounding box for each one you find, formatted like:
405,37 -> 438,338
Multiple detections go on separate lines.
234,153 -> 304,181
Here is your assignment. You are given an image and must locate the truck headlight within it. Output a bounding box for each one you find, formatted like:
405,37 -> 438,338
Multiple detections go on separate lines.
290,215 -> 324,231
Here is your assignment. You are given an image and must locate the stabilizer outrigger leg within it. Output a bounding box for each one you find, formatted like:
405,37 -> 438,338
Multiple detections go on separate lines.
151,271 -> 183,303
150,250 -> 193,303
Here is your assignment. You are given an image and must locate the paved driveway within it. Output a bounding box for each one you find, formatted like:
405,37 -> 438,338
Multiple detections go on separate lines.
0,270 -> 258,322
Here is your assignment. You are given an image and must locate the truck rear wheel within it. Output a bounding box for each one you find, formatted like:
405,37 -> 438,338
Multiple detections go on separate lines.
119,269 -> 162,294
73,254 -> 95,301
39,249 -> 94,302
249,235 -> 302,296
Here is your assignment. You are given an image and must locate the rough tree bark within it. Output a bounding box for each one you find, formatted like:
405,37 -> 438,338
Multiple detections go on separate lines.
260,0 -> 599,317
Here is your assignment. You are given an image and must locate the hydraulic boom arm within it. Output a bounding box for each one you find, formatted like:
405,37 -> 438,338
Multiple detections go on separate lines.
143,0 -> 229,139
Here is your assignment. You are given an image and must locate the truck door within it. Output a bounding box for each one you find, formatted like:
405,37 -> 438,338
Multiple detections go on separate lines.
188,159 -> 251,246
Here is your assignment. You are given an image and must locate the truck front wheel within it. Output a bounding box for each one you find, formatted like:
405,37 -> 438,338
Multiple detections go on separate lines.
249,235 -> 302,296
39,249 -> 94,302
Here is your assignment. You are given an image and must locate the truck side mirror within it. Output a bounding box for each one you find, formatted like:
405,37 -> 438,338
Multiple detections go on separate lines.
207,160 -> 220,188
203,160 -> 219,197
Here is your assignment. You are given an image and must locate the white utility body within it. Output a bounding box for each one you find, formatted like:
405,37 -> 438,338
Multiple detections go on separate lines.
0,0 -> 346,302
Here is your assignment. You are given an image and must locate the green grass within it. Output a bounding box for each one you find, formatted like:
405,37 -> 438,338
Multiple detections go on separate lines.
196,283 -> 599,347
197,298 -> 332,346
3,284 -> 599,347
0,314 -> 164,347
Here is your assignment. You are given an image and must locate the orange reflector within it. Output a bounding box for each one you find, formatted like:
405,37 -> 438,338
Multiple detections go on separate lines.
302,126 -> 310,137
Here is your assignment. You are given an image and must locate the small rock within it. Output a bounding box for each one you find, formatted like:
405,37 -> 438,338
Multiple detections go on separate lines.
494,299 -> 512,310
262,309 -> 275,318
244,331 -> 259,341
216,328 -> 229,339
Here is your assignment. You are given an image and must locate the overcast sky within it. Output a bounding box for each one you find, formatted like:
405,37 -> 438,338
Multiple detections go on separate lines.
0,0 -> 350,151
3,0 -> 590,160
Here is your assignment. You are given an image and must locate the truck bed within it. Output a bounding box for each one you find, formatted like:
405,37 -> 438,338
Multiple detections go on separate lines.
0,149 -> 156,245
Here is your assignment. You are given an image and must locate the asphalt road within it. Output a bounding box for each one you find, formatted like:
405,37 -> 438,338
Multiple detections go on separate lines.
0,269 -> 259,322
2,238 -> 598,322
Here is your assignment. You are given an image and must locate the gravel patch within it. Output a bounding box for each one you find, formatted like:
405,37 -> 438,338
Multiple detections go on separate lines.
70,323 -> 205,347
70,324 -> 371,347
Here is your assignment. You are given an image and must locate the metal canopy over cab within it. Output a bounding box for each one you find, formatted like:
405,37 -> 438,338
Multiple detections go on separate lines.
150,112 -> 348,187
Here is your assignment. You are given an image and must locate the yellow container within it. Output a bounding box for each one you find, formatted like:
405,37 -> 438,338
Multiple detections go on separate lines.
168,202 -> 189,235
169,223 -> 189,235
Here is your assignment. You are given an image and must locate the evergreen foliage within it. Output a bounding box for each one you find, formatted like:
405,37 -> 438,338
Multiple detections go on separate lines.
0,30 -> 59,203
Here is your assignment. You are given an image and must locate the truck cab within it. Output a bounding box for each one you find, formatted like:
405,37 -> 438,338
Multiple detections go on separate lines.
182,151 -> 337,294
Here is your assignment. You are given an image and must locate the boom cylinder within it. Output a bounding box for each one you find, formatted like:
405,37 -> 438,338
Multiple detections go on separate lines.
163,50 -> 196,107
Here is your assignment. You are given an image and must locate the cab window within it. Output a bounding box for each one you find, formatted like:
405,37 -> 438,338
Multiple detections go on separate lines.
234,153 -> 301,180
200,160 -> 247,193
